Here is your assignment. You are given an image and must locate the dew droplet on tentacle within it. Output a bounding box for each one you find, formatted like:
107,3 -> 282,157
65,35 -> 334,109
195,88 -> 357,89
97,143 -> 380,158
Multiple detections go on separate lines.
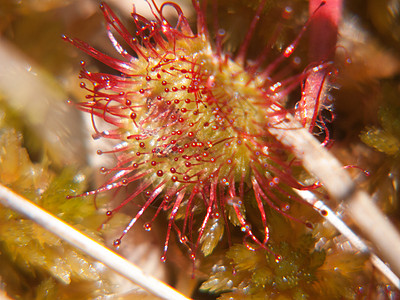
143,222 -> 152,231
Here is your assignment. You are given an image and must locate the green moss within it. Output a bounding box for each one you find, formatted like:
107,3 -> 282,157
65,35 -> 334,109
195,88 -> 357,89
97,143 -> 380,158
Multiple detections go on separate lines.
0,125 -> 112,298
200,206 -> 367,299
200,216 -> 225,256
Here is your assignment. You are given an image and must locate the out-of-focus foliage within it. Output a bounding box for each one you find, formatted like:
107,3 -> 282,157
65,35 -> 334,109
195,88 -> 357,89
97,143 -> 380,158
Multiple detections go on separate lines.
0,0 -> 90,76
359,80 -> 400,220
204,0 -> 309,73
360,82 -> 400,157
368,0 -> 400,49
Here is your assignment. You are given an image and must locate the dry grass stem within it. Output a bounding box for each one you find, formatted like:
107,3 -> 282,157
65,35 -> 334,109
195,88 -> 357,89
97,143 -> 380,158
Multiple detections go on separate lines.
297,189 -> 400,289
270,112 -> 400,279
0,184 -> 190,300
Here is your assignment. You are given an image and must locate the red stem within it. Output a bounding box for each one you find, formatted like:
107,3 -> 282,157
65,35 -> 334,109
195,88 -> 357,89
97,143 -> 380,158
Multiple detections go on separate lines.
309,0 -> 341,62
296,0 -> 342,130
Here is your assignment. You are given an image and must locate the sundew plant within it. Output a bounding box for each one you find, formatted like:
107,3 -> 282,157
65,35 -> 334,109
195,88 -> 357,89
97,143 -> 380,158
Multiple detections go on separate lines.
0,0 -> 400,299
64,0 -> 331,260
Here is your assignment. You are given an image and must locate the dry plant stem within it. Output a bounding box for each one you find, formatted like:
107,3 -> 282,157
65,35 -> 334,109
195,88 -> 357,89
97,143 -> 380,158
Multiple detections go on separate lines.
348,191 -> 400,279
297,190 -> 400,289
269,112 -> 400,279
0,184 -> 190,300
0,289 -> 13,300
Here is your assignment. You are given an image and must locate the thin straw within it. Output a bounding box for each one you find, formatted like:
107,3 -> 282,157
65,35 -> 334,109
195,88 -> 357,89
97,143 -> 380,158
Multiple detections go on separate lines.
269,112 -> 400,278
297,189 -> 400,289
0,184 -> 190,300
